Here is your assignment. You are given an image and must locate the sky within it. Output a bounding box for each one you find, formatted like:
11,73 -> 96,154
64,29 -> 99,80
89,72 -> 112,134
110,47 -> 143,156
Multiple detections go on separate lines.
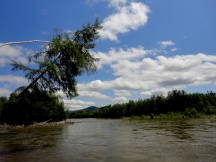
0,0 -> 216,110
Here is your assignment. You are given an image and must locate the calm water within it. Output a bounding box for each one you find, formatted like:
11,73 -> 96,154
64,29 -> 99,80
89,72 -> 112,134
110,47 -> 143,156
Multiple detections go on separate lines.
0,117 -> 216,162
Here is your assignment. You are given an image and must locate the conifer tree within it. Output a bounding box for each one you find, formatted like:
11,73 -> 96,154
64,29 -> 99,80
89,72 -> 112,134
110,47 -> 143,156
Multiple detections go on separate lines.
10,18 -> 102,98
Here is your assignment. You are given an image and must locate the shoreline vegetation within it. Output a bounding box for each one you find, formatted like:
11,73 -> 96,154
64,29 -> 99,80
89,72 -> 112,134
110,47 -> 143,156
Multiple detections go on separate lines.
69,90 -> 216,119
0,120 -> 74,128
123,114 -> 216,120
1,90 -> 216,126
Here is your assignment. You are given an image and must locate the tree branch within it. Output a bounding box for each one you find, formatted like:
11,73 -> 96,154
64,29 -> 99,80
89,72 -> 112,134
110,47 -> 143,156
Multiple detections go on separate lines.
0,40 -> 50,47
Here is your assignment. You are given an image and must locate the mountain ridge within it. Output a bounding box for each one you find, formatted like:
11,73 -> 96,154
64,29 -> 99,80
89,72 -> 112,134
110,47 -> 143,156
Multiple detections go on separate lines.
68,106 -> 99,112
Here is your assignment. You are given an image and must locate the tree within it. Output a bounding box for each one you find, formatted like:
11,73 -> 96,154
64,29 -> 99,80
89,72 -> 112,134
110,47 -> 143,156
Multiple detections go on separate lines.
0,97 -> 8,122
10,18 -> 102,98
1,86 -> 66,125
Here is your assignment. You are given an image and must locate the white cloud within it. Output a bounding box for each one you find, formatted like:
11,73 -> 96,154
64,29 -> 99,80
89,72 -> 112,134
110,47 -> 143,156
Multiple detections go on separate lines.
171,48 -> 178,52
0,88 -> 11,97
94,46 -> 151,68
113,96 -> 128,103
93,41 -> 177,69
158,40 -> 175,49
0,75 -> 28,87
0,44 -> 29,66
63,99 -> 95,111
77,52 -> 216,105
78,77 -> 148,92
0,44 -> 22,57
78,91 -> 111,100
109,0 -> 127,7
99,1 -> 151,41
0,75 -> 28,96
112,53 -> 216,87
113,89 -> 131,96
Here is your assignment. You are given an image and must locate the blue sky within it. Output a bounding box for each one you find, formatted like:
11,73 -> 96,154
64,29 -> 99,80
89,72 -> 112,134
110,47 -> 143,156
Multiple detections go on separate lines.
0,0 -> 216,110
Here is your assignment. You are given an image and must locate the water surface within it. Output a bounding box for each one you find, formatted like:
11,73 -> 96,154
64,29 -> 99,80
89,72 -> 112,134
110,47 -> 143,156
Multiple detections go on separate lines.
0,117 -> 216,162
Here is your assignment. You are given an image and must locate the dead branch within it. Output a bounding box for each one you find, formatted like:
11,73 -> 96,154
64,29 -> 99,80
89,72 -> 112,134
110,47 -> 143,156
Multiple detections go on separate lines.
0,40 -> 50,47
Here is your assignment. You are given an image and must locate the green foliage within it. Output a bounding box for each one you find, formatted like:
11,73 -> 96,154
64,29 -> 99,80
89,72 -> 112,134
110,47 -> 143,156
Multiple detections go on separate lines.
70,110 -> 97,118
0,97 -> 8,121
203,106 -> 216,115
0,97 -> 8,110
184,107 -> 199,118
75,90 -> 216,119
11,18 -> 102,98
0,87 -> 66,125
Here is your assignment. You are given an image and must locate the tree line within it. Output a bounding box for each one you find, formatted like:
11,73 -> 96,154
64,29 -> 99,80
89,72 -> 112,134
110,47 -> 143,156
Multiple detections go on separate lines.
0,87 -> 66,125
1,89 -> 216,124
70,90 -> 216,119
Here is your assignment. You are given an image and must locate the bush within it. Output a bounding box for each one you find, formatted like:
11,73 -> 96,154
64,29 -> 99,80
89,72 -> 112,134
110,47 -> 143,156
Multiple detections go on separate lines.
0,88 -> 66,125
184,107 -> 199,118
203,106 -> 216,115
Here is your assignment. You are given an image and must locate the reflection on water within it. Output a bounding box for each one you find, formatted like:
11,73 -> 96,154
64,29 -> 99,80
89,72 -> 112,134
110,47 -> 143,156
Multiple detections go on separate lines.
0,117 -> 216,162
0,126 -> 63,162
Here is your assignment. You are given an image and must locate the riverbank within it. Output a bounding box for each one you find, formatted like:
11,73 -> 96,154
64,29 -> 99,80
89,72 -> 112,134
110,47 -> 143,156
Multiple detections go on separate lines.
123,113 -> 216,120
0,120 -> 74,128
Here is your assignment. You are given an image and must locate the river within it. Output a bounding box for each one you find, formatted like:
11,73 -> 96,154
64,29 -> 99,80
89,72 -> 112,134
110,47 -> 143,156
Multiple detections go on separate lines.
0,117 -> 216,162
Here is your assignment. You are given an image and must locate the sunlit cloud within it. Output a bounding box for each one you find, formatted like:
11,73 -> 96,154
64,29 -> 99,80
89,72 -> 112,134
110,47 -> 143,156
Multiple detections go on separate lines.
99,1 -> 150,41
78,52 -> 216,105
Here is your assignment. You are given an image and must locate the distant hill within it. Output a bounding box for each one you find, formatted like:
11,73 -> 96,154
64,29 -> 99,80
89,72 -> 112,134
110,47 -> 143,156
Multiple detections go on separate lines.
81,106 -> 99,111
67,106 -> 99,112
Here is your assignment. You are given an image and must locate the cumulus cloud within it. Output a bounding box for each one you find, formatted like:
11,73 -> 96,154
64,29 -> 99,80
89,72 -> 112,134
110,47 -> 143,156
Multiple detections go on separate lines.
113,96 -> 128,103
93,41 -> 177,69
0,75 -> 28,86
78,52 -> 216,101
99,0 -> 151,41
109,0 -> 127,7
113,53 -> 216,86
157,40 -> 175,49
113,89 -> 131,97
0,44 -> 30,66
63,99 -> 95,111
78,91 -> 112,100
93,46 -> 152,68
0,75 -> 28,96
78,77 -> 147,92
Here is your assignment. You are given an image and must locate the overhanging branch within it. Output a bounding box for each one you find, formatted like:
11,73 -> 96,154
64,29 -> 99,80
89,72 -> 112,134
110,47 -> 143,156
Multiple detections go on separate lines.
0,40 -> 50,47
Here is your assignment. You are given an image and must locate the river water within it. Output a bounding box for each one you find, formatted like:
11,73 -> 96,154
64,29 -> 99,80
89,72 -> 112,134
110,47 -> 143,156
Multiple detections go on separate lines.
0,117 -> 216,162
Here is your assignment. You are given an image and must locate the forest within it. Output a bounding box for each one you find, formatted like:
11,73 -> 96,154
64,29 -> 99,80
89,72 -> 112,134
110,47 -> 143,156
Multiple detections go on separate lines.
70,90 -> 216,119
